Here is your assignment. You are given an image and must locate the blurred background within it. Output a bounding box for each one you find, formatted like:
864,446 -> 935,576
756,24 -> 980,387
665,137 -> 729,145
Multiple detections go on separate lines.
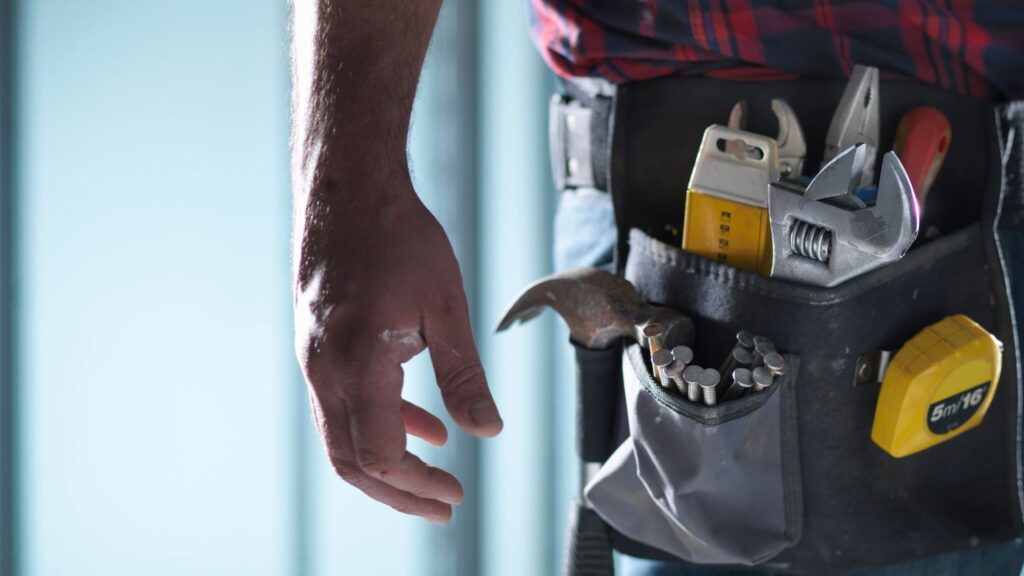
0,1 -> 582,575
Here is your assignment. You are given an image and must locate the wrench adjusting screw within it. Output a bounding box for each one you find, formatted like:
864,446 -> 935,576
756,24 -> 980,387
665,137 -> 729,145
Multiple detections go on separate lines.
789,219 -> 832,263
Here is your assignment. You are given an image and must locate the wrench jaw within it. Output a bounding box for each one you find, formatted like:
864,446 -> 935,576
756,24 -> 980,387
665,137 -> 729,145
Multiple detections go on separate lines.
771,99 -> 807,178
768,146 -> 920,288
873,152 -> 920,259
728,98 -> 807,179
804,144 -> 866,201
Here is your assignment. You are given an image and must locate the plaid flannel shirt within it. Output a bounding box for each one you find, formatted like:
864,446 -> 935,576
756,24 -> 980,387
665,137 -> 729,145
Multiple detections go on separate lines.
529,0 -> 1024,99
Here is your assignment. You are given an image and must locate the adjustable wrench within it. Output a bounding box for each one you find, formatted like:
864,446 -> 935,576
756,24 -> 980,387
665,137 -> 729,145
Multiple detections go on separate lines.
768,143 -> 920,287
728,98 -> 807,178
824,65 -> 880,187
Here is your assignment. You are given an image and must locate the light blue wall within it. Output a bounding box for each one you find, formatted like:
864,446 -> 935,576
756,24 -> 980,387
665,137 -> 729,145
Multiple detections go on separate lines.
17,2 -> 294,574
14,2 -> 567,575
477,3 -> 568,576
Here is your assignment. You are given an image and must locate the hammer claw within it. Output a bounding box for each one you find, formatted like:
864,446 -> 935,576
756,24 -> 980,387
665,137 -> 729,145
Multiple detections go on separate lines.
495,268 -> 693,350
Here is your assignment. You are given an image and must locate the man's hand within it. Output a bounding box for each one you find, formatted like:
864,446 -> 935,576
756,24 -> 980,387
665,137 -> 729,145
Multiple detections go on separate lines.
294,173 -> 502,524
291,0 -> 501,524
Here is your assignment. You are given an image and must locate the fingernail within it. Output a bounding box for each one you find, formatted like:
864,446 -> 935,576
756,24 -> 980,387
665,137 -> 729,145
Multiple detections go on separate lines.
468,399 -> 501,429
428,509 -> 452,525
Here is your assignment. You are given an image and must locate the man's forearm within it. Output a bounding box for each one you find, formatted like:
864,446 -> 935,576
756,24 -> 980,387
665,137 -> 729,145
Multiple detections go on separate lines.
291,0 -> 442,191
291,0 -> 443,287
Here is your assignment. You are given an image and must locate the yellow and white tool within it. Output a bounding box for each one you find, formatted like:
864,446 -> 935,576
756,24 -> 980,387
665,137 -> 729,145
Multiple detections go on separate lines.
682,125 -> 779,275
871,314 -> 1002,458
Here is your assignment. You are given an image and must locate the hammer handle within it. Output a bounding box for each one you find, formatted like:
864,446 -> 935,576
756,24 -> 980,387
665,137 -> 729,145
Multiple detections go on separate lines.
573,341 -> 621,463
565,340 -> 619,576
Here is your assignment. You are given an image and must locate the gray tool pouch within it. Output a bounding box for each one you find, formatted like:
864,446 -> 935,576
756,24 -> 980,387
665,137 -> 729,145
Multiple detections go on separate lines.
583,100 -> 1024,573
585,345 -> 801,566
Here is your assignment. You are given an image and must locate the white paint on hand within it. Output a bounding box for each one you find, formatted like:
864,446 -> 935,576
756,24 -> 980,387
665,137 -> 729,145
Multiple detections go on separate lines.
379,328 -> 424,350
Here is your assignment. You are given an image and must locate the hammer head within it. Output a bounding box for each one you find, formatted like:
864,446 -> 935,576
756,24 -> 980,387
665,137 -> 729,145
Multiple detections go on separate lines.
494,268 -> 693,350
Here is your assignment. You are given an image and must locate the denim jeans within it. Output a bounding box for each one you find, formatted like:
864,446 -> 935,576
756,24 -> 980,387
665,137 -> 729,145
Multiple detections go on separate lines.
552,188 -> 1024,576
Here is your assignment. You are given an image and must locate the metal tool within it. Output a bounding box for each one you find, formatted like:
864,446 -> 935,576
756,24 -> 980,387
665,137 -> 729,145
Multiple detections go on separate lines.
825,65 -> 880,187
727,99 -> 807,178
670,346 -> 694,396
763,351 -> 786,377
718,345 -> 753,395
696,366 -> 720,403
752,336 -> 775,366
700,369 -> 721,406
672,345 -> 694,367
722,368 -> 754,401
683,365 -> 704,403
894,106 -> 951,208
646,324 -> 668,383
751,366 -> 773,392
719,345 -> 742,378
664,360 -> 688,396
773,99 -> 808,178
495,268 -> 694,350
682,125 -> 780,275
727,100 -> 748,131
734,347 -> 754,369
768,143 -> 920,287
652,348 -> 674,387
495,267 -> 694,576
872,315 -> 1002,458
736,330 -> 755,350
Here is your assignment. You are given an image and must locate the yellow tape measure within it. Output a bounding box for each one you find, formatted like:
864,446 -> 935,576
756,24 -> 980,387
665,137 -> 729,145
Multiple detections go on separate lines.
871,315 -> 1002,458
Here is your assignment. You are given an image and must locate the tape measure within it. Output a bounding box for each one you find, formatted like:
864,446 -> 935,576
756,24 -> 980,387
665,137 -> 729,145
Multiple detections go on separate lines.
871,315 -> 1002,458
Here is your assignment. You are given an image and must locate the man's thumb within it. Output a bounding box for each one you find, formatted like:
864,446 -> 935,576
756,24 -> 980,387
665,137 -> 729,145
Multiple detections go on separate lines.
424,297 -> 503,438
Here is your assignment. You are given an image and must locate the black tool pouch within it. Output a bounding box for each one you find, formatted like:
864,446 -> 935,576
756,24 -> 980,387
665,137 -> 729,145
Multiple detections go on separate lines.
583,89 -> 1024,573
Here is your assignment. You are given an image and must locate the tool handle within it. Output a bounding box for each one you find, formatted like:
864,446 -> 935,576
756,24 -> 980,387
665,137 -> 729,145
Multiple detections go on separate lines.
573,341 -> 621,463
893,106 -> 951,206
564,498 -> 615,576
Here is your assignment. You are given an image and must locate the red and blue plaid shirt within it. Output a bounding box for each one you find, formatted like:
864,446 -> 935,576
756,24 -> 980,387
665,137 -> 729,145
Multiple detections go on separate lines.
528,0 -> 1024,99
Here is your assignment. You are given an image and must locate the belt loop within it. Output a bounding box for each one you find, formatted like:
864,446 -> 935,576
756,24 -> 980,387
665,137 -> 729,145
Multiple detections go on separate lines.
549,95 -> 595,191
551,78 -> 616,193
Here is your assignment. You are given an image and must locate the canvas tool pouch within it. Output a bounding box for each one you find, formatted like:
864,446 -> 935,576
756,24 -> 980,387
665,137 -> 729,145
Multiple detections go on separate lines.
558,77 -> 1024,573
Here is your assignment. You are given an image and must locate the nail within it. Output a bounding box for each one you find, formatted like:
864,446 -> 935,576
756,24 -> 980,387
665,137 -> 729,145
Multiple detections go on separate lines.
752,366 -> 773,392
652,348 -> 675,386
468,399 -> 501,429
683,365 -> 703,403
736,330 -> 756,349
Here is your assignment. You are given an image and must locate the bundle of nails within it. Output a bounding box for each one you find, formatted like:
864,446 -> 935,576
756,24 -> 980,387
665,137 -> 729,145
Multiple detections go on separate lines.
648,329 -> 786,407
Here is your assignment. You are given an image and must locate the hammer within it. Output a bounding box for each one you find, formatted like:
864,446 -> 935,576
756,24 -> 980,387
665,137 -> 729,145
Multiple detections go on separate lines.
496,268 -> 694,576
